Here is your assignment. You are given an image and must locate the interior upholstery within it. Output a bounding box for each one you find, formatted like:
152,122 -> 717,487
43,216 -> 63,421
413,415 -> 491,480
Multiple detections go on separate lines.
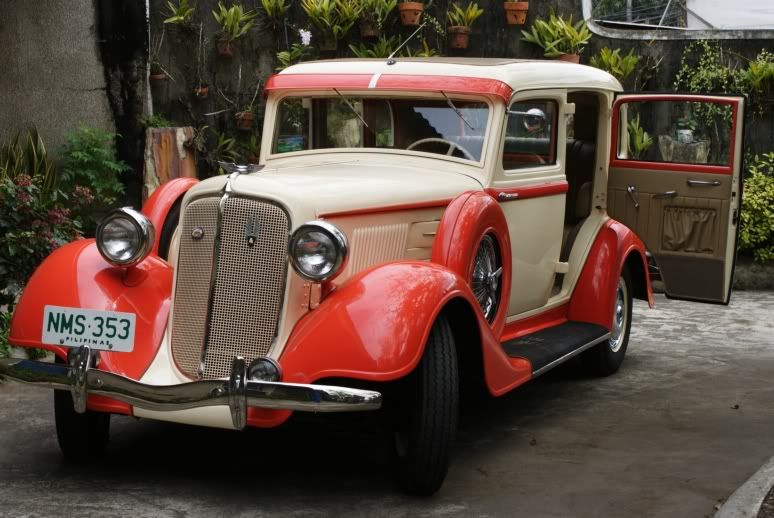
564,140 -> 596,225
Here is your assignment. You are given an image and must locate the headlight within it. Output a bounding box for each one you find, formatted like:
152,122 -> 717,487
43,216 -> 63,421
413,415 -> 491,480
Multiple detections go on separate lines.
288,221 -> 348,281
96,207 -> 155,267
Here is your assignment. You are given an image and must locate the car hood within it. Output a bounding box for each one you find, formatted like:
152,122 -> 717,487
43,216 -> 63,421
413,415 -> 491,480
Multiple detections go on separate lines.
186,157 -> 483,224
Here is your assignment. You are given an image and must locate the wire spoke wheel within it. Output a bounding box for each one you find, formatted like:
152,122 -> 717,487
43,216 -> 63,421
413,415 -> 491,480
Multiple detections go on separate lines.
471,234 -> 501,323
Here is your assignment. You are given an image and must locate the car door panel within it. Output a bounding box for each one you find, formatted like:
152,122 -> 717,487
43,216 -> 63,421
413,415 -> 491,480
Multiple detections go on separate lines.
607,94 -> 743,304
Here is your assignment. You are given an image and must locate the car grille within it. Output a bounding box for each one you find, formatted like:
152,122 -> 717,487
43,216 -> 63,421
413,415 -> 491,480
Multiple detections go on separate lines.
170,195 -> 290,379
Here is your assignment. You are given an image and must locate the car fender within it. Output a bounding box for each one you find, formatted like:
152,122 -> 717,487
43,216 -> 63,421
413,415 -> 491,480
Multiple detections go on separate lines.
278,261 -> 529,394
432,190 -> 512,336
568,218 -> 654,329
141,177 -> 199,255
9,240 -> 173,388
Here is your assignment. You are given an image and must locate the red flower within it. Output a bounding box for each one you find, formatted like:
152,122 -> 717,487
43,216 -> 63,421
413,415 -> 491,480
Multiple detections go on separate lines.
15,174 -> 32,187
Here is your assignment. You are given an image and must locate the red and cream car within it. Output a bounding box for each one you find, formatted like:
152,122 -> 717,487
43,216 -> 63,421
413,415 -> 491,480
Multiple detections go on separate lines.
1,58 -> 744,495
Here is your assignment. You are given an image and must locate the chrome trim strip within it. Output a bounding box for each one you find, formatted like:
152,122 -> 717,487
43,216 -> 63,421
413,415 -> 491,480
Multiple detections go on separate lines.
0,348 -> 382,430
198,190 -> 229,379
531,333 -> 611,378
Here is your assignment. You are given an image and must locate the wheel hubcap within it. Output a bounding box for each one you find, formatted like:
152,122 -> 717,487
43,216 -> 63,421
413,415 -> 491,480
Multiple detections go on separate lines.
471,235 -> 501,322
609,277 -> 628,352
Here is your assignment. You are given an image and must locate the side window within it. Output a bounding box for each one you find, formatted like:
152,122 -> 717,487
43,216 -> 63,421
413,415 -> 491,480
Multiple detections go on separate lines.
616,99 -> 734,167
502,100 -> 557,171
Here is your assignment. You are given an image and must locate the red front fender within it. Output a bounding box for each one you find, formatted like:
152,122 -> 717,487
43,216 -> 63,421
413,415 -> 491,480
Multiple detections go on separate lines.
9,240 -> 173,385
278,261 -> 531,395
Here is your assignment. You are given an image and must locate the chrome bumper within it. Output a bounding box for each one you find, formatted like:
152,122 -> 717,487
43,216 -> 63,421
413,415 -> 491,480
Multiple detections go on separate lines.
0,346 -> 382,429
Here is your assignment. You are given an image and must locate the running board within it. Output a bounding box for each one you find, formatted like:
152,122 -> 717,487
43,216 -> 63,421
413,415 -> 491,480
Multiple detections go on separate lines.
502,321 -> 610,377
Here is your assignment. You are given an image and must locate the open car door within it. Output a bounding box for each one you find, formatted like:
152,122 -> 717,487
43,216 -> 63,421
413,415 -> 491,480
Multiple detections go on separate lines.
608,94 -> 744,304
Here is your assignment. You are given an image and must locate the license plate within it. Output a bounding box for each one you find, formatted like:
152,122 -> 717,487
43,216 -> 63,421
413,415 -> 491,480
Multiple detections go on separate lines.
42,305 -> 136,352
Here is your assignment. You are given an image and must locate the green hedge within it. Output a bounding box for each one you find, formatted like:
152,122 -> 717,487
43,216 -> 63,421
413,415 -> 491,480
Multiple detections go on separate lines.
740,153 -> 774,263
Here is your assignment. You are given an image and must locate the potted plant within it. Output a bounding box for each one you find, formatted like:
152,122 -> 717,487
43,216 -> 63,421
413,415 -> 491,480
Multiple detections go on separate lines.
589,47 -> 639,83
520,10 -> 591,63
150,62 -> 169,85
243,135 -> 261,164
302,0 -> 361,51
446,2 -> 484,50
261,0 -> 290,31
212,2 -> 257,57
626,114 -> 653,160
163,0 -> 196,30
503,0 -> 529,26
398,0 -> 424,26
360,0 -> 397,37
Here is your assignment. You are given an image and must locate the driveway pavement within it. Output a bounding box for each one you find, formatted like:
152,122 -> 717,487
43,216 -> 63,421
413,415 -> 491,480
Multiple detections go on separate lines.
1,292 -> 773,517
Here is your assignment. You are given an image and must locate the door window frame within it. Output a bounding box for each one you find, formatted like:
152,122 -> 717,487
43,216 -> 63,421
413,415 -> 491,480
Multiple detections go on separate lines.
610,94 -> 742,175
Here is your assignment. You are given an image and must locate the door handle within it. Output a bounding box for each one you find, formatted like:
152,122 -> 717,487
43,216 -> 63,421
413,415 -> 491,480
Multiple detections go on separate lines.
653,190 -> 678,199
687,179 -> 721,187
626,185 -> 639,209
498,192 -> 520,201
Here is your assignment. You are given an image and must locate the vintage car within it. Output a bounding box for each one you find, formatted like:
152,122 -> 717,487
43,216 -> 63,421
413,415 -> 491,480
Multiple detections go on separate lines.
0,58 -> 744,495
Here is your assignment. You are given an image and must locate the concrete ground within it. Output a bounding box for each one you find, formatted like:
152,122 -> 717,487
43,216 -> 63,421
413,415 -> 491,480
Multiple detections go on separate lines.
1,292 -> 773,518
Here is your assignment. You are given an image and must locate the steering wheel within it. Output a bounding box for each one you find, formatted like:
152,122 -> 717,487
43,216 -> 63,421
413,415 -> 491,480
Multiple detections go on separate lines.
407,138 -> 476,161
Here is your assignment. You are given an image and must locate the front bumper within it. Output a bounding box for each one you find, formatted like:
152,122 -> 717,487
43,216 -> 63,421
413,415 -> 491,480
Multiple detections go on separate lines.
0,346 -> 382,429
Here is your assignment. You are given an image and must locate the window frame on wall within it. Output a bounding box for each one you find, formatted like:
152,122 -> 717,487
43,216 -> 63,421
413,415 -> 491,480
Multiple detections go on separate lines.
581,0 -> 774,40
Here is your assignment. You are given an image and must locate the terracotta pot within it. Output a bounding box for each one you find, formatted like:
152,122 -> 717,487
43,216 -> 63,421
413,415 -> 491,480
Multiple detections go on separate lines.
318,34 -> 337,52
398,2 -> 424,26
216,39 -> 234,57
360,20 -> 380,38
194,85 -> 209,99
149,73 -> 168,84
504,1 -> 529,25
557,53 -> 580,63
447,26 -> 471,50
247,153 -> 260,164
235,111 -> 255,130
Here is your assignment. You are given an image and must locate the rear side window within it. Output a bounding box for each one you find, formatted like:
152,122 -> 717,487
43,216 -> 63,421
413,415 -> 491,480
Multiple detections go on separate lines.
502,100 -> 558,171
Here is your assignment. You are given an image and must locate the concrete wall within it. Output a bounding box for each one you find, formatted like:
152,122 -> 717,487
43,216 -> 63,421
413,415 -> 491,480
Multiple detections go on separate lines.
0,0 -> 114,153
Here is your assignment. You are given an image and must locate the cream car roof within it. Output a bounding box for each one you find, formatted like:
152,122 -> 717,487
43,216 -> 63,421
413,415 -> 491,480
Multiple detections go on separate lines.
279,58 -> 624,94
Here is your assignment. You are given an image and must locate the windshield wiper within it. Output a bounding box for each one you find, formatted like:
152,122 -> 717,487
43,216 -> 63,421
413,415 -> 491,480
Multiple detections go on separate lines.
441,91 -> 475,131
333,88 -> 369,129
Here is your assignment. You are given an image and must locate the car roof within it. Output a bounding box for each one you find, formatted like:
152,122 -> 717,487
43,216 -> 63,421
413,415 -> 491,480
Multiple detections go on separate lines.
279,58 -> 623,94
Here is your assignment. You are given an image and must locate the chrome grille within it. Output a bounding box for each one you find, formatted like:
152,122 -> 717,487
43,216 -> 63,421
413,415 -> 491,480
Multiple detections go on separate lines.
171,196 -> 290,379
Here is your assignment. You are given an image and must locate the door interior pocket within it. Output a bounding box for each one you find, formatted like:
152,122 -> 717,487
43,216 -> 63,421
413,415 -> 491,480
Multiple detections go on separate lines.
661,206 -> 717,254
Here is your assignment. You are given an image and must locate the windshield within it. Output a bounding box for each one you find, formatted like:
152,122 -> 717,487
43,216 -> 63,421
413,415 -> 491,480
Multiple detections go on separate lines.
273,95 -> 490,162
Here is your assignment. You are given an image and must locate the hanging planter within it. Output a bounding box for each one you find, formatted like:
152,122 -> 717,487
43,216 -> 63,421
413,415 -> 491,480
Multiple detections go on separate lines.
503,1 -> 528,25
149,64 -> 168,85
398,2 -> 424,26
193,84 -> 209,99
235,111 -> 255,130
558,53 -> 580,63
318,34 -> 338,52
216,38 -> 235,58
447,26 -> 471,49
360,19 -> 380,38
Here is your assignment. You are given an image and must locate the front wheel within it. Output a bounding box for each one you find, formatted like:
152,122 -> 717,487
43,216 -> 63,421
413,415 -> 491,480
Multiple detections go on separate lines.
390,315 -> 459,496
581,268 -> 633,376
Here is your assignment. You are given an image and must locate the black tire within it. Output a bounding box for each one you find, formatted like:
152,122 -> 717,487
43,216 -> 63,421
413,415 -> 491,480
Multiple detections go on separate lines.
581,267 -> 633,376
54,390 -> 111,463
157,197 -> 183,261
391,315 -> 459,496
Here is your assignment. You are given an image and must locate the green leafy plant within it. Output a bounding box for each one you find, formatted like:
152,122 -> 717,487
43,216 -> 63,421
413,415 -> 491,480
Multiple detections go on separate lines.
627,113 -> 652,160
59,127 -> 130,234
276,43 -> 311,71
261,0 -> 290,28
349,35 -> 399,58
402,38 -> 440,57
521,10 -> 592,58
142,113 -> 175,128
164,0 -> 195,25
0,310 -> 10,359
212,2 -> 257,42
739,152 -> 774,263
360,0 -> 398,31
446,2 -> 483,27
302,0 -> 361,42
0,129 -> 57,203
214,132 -> 240,165
589,47 -> 639,82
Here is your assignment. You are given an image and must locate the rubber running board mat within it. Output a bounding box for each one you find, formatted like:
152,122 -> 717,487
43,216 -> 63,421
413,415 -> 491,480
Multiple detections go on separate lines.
502,321 -> 609,375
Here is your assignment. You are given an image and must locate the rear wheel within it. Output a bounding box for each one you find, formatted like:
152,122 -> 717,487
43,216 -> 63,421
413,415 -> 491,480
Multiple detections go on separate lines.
390,315 -> 459,496
53,357 -> 110,462
581,268 -> 633,376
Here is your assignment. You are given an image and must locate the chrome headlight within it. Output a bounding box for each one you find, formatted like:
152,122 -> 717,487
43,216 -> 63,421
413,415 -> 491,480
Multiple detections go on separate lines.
288,221 -> 348,281
96,207 -> 155,267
